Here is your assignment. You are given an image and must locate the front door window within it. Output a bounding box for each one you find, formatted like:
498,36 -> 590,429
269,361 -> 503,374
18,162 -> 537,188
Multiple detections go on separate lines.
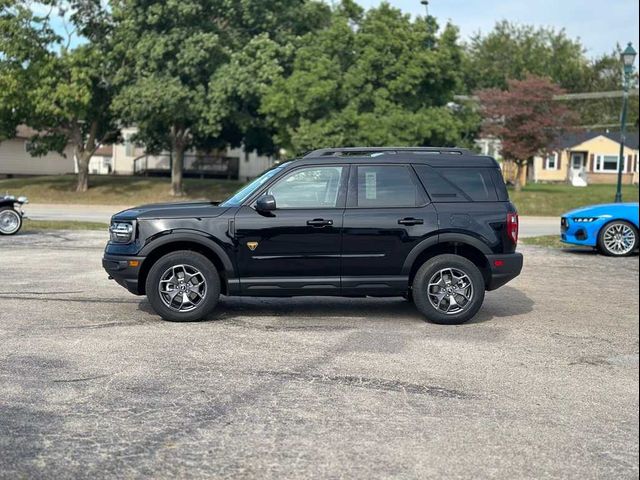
268,166 -> 344,208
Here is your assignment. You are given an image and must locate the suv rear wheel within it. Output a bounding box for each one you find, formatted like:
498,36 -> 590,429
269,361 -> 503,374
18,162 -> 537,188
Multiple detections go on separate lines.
412,254 -> 485,325
146,250 -> 220,322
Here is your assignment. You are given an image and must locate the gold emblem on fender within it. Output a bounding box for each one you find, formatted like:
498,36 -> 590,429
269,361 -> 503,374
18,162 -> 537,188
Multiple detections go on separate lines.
247,241 -> 259,251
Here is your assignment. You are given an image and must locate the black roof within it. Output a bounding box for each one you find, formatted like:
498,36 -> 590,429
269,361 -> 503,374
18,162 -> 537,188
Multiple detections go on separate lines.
553,130 -> 639,150
298,147 -> 499,168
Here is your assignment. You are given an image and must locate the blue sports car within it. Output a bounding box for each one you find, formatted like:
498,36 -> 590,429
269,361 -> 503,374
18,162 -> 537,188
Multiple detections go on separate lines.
561,202 -> 639,256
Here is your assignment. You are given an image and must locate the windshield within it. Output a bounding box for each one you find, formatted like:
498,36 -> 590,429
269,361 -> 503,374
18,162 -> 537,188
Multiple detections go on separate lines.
220,165 -> 286,207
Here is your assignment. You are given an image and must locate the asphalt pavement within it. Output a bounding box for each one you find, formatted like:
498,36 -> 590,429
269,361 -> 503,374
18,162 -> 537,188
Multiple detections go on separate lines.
0,231 -> 637,479
25,203 -> 560,237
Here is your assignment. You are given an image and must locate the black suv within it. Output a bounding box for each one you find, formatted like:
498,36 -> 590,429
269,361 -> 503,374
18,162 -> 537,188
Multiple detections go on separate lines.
103,147 -> 523,325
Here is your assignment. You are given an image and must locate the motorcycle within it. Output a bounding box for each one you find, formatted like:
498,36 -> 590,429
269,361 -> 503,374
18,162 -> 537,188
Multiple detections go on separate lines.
0,194 -> 29,235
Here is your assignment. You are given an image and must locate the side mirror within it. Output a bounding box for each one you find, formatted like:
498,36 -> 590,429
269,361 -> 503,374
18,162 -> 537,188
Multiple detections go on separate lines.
256,194 -> 276,212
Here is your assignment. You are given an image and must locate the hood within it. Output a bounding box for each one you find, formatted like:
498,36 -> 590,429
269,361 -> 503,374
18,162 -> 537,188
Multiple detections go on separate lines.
112,201 -> 230,221
564,202 -> 638,218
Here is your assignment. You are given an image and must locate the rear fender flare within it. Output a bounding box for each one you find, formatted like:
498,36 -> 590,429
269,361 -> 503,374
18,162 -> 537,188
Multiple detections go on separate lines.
401,233 -> 492,275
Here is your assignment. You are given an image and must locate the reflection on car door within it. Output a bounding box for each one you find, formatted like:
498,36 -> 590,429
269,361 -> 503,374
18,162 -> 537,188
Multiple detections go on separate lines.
234,165 -> 347,296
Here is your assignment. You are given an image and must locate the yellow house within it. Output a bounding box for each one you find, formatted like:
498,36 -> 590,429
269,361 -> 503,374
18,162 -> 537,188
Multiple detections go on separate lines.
532,131 -> 639,185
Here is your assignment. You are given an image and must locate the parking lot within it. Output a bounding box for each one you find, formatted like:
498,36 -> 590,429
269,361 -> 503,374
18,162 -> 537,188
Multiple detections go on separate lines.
0,231 -> 638,479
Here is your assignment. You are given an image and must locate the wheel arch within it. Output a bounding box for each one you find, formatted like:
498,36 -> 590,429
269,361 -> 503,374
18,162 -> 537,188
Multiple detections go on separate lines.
403,235 -> 492,288
138,233 -> 234,295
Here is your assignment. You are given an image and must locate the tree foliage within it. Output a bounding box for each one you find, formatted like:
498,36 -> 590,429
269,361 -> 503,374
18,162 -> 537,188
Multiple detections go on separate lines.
477,75 -> 577,189
111,0 -> 330,195
261,3 -> 479,155
465,21 -> 638,128
0,0 -> 119,192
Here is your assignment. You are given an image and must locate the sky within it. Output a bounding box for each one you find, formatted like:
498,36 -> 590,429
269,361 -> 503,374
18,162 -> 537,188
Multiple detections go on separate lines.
356,0 -> 640,60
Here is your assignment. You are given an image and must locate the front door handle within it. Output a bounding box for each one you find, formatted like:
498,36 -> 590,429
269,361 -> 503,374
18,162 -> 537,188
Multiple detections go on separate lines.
398,217 -> 424,226
307,218 -> 333,227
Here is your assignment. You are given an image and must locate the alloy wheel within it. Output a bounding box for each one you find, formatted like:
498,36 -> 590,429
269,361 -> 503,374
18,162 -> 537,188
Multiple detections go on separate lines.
427,267 -> 474,315
603,223 -> 636,255
158,264 -> 208,312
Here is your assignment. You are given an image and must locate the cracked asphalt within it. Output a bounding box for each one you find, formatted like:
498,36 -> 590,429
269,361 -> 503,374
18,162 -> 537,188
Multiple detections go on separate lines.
0,231 -> 638,479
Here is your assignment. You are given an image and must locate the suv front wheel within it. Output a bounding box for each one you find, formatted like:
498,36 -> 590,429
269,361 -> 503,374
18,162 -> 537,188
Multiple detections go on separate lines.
412,254 -> 485,325
146,250 -> 220,322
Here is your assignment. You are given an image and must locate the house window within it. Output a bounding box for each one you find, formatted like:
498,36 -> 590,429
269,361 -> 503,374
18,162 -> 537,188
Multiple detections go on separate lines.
595,154 -> 624,173
545,153 -> 558,170
125,137 -> 135,157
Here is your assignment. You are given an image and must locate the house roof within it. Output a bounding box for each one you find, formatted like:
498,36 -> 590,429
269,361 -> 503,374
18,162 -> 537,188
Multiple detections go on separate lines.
553,130 -> 639,150
94,145 -> 113,156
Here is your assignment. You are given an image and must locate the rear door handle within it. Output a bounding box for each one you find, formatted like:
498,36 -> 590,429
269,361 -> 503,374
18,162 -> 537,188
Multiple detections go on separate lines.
307,218 -> 333,227
398,217 -> 424,226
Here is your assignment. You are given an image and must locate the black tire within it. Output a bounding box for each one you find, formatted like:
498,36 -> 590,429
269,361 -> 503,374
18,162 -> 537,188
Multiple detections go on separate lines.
145,250 -> 220,322
597,220 -> 638,257
0,207 -> 22,235
412,254 -> 485,325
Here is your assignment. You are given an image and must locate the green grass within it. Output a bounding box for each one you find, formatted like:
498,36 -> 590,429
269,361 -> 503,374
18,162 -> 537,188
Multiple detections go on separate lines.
21,219 -> 108,231
520,235 -> 568,249
0,175 -> 243,205
509,183 -> 639,216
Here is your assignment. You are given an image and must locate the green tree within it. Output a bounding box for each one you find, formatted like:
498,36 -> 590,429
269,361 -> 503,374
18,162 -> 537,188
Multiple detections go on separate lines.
112,0 -> 331,196
262,3 -> 476,155
0,0 -> 120,192
465,21 -> 592,92
464,22 -> 639,129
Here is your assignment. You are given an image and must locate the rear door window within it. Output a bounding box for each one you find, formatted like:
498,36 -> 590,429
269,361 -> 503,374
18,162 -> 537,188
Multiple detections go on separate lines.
354,165 -> 424,207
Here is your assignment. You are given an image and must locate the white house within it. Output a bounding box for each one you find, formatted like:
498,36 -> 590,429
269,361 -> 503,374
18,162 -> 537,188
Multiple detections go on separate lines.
0,126 -> 75,177
107,127 -> 275,181
1,125 -> 274,181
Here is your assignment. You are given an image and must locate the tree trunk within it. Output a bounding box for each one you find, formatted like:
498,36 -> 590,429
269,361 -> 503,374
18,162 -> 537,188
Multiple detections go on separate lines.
76,149 -> 91,192
514,161 -> 527,191
73,120 -> 99,193
171,144 -> 185,196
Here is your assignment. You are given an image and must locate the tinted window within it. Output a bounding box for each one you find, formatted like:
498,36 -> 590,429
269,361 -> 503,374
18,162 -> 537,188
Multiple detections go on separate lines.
414,165 -> 498,202
268,166 -> 344,208
440,168 -> 496,201
413,165 -> 463,202
356,165 -> 421,207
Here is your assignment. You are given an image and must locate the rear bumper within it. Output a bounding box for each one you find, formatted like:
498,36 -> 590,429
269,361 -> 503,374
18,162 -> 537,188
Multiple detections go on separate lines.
102,254 -> 145,295
485,252 -> 523,291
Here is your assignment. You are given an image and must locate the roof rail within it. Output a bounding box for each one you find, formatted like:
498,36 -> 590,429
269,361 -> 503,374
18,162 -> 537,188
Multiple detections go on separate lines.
303,147 -> 471,158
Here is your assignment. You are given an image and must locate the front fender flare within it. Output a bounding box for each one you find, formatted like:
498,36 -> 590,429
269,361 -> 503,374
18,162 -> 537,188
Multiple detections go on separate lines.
139,230 -> 235,277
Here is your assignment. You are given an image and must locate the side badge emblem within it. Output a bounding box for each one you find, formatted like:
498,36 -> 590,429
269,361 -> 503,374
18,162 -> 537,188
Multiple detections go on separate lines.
247,241 -> 259,251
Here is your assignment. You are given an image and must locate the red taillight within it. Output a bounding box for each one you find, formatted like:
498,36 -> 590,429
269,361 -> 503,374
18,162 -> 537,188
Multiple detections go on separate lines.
507,212 -> 519,245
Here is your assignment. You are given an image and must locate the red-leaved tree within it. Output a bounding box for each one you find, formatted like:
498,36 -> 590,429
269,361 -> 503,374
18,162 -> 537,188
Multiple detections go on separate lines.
476,75 -> 576,190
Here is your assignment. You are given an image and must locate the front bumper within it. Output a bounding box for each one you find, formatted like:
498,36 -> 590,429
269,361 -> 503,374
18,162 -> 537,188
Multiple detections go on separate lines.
560,217 -> 599,247
485,252 -> 523,291
102,254 -> 145,295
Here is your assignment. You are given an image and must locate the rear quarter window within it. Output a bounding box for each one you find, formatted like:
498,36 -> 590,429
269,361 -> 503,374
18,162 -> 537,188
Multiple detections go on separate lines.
413,165 -> 499,202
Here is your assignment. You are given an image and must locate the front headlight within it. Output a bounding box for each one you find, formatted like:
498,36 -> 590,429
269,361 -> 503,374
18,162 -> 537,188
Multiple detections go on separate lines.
109,222 -> 134,243
572,217 -> 598,223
